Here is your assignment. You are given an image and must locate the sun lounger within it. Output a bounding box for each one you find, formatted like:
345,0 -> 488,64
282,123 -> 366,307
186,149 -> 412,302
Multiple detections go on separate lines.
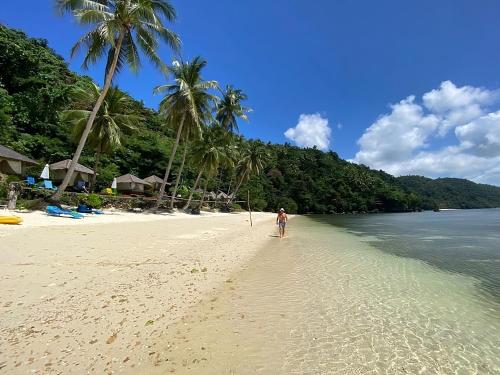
41,180 -> 58,191
46,205 -> 83,219
25,176 -> 36,186
76,204 -> 103,215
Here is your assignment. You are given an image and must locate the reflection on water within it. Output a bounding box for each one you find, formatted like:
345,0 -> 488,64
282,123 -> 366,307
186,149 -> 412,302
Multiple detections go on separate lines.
145,214 -> 500,374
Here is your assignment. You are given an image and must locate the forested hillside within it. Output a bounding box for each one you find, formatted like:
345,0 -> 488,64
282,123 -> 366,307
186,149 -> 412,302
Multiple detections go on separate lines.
1,25 -> 499,213
397,176 -> 500,209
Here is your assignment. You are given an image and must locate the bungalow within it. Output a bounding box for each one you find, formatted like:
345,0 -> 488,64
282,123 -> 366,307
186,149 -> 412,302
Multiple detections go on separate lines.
49,159 -> 95,187
143,175 -> 170,192
0,145 -> 38,175
116,174 -> 151,194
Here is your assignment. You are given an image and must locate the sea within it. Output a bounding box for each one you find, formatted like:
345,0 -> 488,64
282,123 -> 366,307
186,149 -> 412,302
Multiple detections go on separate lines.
153,209 -> 500,374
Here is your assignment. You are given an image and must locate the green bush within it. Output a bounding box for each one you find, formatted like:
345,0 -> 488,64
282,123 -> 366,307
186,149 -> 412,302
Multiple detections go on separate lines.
251,198 -> 267,211
276,197 -> 298,214
177,185 -> 189,198
231,203 -> 243,211
83,193 -> 104,208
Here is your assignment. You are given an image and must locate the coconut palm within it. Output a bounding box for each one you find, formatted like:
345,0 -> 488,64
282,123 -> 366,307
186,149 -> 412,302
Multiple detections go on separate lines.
153,57 -> 218,210
183,126 -> 234,211
228,142 -> 267,204
54,0 -> 180,199
62,83 -> 141,191
215,85 -> 251,133
167,114 -> 200,210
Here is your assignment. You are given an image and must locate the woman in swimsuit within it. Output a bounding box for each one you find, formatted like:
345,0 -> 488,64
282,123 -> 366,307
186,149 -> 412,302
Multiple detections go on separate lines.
276,208 -> 288,238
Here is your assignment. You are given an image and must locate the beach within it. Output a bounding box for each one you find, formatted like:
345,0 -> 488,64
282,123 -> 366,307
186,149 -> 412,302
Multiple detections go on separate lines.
0,210 -> 276,373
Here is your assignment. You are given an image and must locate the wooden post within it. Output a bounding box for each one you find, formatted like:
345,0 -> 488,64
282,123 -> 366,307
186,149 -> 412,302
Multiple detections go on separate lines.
7,182 -> 19,210
247,189 -> 252,227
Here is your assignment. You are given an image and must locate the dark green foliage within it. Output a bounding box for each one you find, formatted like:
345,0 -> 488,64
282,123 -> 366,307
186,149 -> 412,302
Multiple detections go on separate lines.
398,176 -> 500,209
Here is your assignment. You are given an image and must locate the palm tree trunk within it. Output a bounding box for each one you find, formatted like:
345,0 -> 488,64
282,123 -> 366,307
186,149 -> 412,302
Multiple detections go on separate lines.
214,168 -> 222,207
53,30 -> 125,200
169,143 -> 188,210
90,145 -> 101,193
229,171 -> 247,205
182,169 -> 203,210
198,172 -> 211,211
155,114 -> 186,210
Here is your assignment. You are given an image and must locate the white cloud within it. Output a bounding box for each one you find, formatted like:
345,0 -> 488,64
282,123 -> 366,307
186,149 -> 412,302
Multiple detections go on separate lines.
285,113 -> 331,151
422,80 -> 499,135
353,81 -> 500,185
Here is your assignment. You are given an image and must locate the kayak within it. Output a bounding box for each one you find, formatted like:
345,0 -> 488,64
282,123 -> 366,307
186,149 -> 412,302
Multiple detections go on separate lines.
0,216 -> 23,225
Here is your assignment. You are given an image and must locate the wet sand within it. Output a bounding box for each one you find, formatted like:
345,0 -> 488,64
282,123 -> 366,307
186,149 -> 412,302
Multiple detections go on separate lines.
0,211 -> 276,373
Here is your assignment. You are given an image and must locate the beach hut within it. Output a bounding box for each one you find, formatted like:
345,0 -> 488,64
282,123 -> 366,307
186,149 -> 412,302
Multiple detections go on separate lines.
49,159 -> 94,187
115,174 -> 151,194
143,175 -> 169,192
0,145 -> 38,176
216,191 -> 229,200
207,191 -> 217,200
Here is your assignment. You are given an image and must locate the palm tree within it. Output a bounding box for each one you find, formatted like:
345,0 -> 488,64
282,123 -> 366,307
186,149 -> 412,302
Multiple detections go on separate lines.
216,85 -> 251,133
228,142 -> 267,205
182,126 -> 234,211
61,83 -> 140,191
153,57 -> 218,210
168,114 -> 199,210
53,0 -> 180,199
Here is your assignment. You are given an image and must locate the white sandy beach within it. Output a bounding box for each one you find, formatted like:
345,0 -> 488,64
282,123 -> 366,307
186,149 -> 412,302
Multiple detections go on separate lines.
0,209 -> 277,373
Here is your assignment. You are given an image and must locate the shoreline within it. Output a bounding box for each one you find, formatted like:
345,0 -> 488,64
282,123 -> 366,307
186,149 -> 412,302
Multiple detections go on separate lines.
0,210 -> 279,373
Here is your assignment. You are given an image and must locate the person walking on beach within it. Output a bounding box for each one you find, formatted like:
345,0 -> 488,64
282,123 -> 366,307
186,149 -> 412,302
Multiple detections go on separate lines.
276,208 -> 288,238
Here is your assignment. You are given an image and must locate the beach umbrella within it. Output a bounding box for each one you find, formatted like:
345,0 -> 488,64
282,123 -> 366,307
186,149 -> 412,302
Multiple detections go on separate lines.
40,164 -> 50,179
111,178 -> 117,189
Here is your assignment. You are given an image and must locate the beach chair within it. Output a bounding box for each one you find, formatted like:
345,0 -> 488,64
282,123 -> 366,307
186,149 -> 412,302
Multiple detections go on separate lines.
74,180 -> 88,193
41,180 -> 57,191
25,176 -> 36,186
46,205 -> 83,219
76,204 -> 103,215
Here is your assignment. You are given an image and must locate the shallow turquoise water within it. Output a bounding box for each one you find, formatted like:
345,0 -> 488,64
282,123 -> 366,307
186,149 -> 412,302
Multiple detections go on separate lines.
314,209 -> 500,304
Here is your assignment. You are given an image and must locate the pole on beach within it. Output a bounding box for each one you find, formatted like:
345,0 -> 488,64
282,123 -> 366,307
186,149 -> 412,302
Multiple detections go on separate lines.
247,190 -> 252,227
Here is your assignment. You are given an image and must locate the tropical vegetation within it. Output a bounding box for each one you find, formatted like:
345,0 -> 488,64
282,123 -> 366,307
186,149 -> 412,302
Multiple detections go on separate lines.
53,0 -> 180,198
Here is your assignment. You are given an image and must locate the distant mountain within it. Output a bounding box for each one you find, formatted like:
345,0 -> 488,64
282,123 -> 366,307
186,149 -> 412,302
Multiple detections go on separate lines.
398,176 -> 500,209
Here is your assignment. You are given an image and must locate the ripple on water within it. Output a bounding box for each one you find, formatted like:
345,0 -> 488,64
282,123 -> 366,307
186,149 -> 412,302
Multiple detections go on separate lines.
148,217 -> 500,375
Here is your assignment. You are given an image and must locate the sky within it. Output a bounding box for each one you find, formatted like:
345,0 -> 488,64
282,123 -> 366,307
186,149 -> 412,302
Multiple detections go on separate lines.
3,0 -> 500,184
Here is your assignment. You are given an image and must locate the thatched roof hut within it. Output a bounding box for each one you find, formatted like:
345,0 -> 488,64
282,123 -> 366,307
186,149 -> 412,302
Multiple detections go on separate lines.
0,145 -> 38,175
49,159 -> 94,185
116,174 -> 151,194
144,175 -> 170,191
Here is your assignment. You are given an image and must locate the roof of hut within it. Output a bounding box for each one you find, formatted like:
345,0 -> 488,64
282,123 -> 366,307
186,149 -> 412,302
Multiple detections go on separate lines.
144,175 -> 170,185
0,145 -> 38,165
116,174 -> 151,185
50,159 -> 94,174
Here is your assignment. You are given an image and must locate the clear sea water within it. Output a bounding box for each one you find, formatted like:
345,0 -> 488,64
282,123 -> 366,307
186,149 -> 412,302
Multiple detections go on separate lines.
314,209 -> 500,304
149,209 -> 500,374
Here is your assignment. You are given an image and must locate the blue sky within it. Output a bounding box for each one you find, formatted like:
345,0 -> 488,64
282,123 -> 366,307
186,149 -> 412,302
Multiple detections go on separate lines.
3,0 -> 500,184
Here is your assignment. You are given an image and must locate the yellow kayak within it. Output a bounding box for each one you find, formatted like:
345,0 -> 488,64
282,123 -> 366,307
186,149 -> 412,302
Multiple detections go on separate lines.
0,216 -> 23,225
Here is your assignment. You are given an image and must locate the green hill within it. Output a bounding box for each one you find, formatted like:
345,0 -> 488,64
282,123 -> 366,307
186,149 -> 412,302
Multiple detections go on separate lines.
397,176 -> 500,209
1,24 -> 499,213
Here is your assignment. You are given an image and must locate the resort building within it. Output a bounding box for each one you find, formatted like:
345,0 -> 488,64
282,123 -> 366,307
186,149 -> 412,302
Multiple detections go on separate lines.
49,159 -> 95,187
0,145 -> 38,176
143,175 -> 169,192
115,174 -> 151,194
